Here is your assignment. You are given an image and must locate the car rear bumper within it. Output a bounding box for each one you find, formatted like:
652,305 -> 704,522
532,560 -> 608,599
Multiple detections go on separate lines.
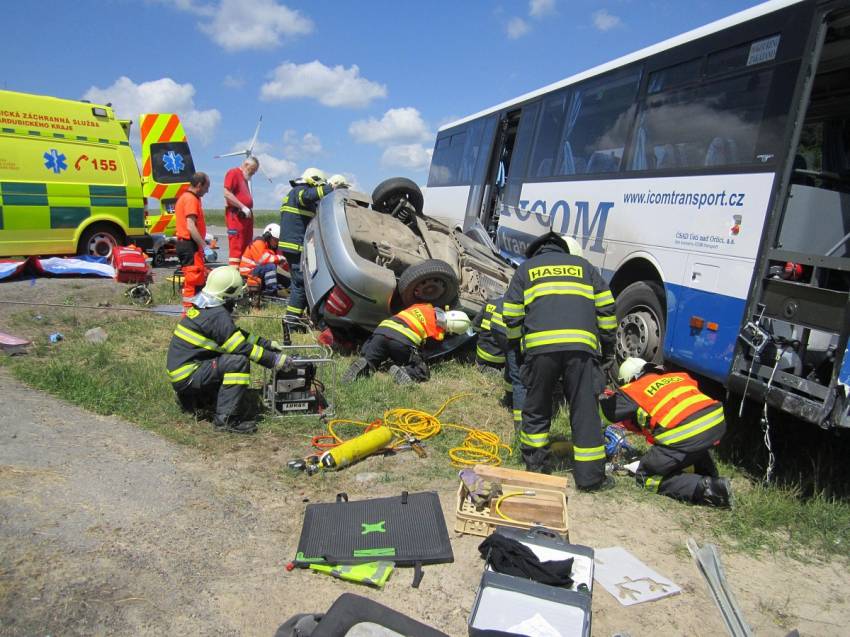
303,190 -> 397,330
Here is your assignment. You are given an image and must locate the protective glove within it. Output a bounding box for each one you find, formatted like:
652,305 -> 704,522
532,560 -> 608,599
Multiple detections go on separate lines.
241,205 -> 252,218
328,174 -> 349,189
269,340 -> 284,351
274,353 -> 293,371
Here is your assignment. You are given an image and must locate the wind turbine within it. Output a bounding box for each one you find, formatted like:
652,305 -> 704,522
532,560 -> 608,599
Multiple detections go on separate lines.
214,116 -> 273,184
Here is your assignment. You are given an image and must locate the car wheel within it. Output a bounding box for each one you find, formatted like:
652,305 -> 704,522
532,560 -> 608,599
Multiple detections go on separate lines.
398,259 -> 459,307
152,250 -> 166,268
78,223 -> 124,259
615,281 -> 666,364
372,177 -> 424,217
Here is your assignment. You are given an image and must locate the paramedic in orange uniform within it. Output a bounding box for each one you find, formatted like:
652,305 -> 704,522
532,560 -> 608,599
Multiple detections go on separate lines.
223,157 -> 258,267
175,172 -> 210,309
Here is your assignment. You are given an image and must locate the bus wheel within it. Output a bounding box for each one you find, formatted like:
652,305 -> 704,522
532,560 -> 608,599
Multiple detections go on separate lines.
615,281 -> 665,363
78,223 -> 124,259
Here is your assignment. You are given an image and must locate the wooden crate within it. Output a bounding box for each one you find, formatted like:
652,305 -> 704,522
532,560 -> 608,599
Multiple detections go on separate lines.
454,481 -> 569,540
472,464 -> 569,493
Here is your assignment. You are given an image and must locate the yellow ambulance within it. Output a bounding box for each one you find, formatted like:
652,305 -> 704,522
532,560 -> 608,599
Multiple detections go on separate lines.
0,89 -> 193,258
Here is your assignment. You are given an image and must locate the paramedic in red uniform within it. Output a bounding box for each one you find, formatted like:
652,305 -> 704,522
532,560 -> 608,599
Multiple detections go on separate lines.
175,172 -> 210,310
223,157 -> 259,266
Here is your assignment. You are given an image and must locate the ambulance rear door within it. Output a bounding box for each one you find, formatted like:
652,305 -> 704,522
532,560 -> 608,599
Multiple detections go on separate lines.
140,113 -> 194,236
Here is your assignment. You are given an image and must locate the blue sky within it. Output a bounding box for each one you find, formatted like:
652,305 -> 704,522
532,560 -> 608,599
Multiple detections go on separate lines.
1,0 -> 766,209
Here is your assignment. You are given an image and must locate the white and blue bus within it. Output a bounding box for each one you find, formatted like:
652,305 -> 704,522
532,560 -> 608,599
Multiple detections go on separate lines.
425,0 -> 850,429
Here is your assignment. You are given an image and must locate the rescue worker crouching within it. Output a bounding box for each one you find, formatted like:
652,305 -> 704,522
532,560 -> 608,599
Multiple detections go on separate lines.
239,223 -> 288,297
599,357 -> 732,507
342,304 -> 471,385
503,232 -> 617,490
279,168 -> 348,326
166,266 -> 292,434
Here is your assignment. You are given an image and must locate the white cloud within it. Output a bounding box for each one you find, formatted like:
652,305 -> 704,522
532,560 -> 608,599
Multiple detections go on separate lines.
349,108 -> 430,145
260,60 -> 386,108
222,74 -> 245,89
255,152 -> 297,180
593,9 -> 622,32
381,144 -> 433,171
83,76 -> 221,145
283,130 -> 323,157
506,17 -> 531,39
529,0 -> 555,18
165,0 -> 313,51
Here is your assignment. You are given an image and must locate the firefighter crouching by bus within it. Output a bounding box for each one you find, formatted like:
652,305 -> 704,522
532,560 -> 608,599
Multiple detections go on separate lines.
166,266 -> 292,434
279,169 -> 348,326
239,223 -> 288,296
342,304 -> 471,385
473,296 -> 523,429
503,232 -> 617,489
600,357 -> 732,507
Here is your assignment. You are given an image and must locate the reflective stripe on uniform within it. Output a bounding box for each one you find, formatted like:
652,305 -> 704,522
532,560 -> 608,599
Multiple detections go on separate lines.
280,241 -> 303,252
506,325 -> 522,340
649,385 -> 696,419
512,409 -> 522,423
378,319 -> 422,346
573,444 -> 606,462
491,313 -> 506,328
594,290 -> 615,307
504,380 -> 514,392
174,324 -> 222,352
249,344 -> 264,363
167,362 -> 199,382
644,475 -> 662,492
476,346 -> 505,364
523,328 -> 598,351
519,431 -> 549,448
654,406 -> 725,444
222,330 -> 246,353
222,372 -> 251,385
481,318 -> 492,330
281,204 -> 315,218
658,393 -> 717,428
502,302 -> 525,318
524,281 -> 594,305
597,315 -> 618,330
285,305 -> 304,315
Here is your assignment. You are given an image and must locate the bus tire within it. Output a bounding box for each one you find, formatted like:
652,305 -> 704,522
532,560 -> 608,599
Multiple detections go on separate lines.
615,280 -> 665,364
371,177 -> 424,217
398,259 -> 458,307
78,222 -> 124,259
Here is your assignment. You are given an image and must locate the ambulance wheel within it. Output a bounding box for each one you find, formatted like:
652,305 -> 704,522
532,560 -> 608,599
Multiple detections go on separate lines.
398,259 -> 458,307
78,223 -> 124,259
615,281 -> 665,364
371,177 -> 424,218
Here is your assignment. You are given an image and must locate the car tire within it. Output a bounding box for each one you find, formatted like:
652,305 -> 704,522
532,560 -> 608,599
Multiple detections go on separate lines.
398,259 -> 459,307
615,280 -> 666,364
371,177 -> 424,216
77,222 -> 124,259
152,249 -> 166,268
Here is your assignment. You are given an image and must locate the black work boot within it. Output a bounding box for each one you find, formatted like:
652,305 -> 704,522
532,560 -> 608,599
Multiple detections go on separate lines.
213,416 -> 258,434
696,476 -> 732,508
341,357 -> 370,383
175,392 -> 196,414
388,365 -> 414,385
577,475 -> 616,493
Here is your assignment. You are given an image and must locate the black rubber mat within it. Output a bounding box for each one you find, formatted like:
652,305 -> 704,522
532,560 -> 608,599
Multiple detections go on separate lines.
294,491 -> 453,567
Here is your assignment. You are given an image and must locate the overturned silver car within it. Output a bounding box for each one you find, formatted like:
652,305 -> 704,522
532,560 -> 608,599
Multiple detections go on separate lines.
303,177 -> 514,338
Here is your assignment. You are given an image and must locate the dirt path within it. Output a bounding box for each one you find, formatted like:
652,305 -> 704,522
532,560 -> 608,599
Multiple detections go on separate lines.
1,367 -> 848,636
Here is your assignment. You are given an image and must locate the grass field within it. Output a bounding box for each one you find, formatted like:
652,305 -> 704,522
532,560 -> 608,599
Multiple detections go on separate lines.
1,279 -> 848,561
202,208 -> 280,229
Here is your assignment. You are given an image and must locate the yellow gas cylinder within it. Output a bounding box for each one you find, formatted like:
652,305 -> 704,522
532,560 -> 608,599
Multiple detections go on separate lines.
321,426 -> 394,469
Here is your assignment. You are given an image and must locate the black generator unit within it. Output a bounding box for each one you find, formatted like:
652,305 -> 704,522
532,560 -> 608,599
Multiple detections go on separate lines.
267,361 -> 329,416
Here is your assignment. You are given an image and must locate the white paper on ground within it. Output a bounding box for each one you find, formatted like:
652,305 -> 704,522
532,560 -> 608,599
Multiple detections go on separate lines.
594,546 -> 681,606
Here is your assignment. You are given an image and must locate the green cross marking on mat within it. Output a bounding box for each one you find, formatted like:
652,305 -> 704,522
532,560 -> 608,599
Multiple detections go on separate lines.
361,520 -> 386,535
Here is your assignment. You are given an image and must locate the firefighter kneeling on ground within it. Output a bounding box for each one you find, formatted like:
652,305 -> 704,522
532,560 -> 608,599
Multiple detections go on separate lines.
599,357 -> 732,507
239,223 -> 289,297
166,266 -> 292,434
342,303 -> 471,385
504,232 -> 617,490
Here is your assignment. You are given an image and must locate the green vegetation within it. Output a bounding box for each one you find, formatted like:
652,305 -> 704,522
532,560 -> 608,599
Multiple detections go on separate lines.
2,279 -> 849,561
203,208 -> 280,229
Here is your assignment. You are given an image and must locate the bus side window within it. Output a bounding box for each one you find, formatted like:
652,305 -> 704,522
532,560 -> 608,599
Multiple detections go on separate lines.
628,68 -> 775,172
554,69 -> 641,176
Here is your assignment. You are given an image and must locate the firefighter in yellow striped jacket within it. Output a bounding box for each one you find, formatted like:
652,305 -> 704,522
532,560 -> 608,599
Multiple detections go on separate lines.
503,232 -> 617,489
600,357 -> 731,507
472,297 -> 506,371
166,267 -> 291,433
